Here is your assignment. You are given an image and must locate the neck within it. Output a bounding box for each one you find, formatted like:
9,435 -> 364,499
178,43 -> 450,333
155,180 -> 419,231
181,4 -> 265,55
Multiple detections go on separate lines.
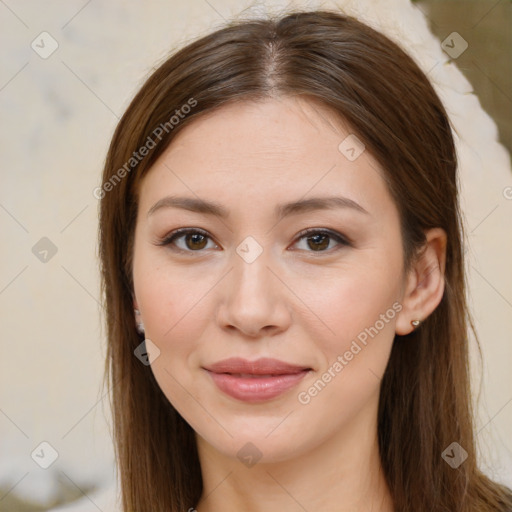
195,394 -> 394,512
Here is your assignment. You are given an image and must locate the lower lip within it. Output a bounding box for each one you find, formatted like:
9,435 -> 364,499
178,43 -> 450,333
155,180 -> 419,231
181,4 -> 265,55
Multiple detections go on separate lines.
206,370 -> 309,403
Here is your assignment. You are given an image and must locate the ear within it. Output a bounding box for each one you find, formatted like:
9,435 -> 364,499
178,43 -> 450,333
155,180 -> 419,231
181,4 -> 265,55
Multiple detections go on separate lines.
132,294 -> 141,317
395,228 -> 447,335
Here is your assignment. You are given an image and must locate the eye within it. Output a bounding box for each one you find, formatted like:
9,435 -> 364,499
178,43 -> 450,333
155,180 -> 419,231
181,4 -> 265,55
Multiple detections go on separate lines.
156,227 -> 351,254
291,228 -> 351,253
157,228 -> 218,253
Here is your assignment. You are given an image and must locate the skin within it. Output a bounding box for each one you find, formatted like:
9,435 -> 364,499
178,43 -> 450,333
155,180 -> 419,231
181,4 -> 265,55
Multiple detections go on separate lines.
132,96 -> 446,512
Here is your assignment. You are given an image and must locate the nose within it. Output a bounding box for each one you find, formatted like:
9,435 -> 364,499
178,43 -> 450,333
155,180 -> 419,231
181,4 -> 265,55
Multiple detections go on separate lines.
215,247 -> 292,339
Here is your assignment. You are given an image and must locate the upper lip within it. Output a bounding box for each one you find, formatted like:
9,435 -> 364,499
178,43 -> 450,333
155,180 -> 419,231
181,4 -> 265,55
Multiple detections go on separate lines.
203,357 -> 311,375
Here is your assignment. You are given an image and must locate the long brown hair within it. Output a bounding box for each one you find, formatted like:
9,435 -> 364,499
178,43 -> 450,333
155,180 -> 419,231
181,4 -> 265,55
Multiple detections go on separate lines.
98,9 -> 512,511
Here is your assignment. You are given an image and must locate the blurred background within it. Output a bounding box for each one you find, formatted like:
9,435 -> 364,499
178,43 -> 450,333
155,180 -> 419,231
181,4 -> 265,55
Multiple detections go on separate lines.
415,0 -> 511,153
0,0 -> 511,510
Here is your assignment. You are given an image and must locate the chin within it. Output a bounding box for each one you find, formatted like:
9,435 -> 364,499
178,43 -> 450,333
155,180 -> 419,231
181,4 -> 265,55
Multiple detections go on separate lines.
193,411 -> 322,466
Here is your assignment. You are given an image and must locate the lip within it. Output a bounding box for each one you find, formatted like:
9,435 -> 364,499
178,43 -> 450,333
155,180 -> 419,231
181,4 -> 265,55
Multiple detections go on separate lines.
203,357 -> 311,403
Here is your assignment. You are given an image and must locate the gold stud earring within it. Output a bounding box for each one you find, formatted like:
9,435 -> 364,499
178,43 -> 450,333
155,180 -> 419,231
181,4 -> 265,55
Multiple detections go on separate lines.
411,319 -> 421,329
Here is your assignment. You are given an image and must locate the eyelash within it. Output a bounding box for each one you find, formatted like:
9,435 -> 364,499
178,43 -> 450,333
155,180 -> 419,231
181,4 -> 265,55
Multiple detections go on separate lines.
156,227 -> 351,255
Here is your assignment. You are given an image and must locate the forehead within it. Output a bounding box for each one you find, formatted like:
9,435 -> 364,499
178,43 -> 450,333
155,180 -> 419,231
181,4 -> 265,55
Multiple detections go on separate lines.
138,96 -> 393,219
160,96 -> 358,171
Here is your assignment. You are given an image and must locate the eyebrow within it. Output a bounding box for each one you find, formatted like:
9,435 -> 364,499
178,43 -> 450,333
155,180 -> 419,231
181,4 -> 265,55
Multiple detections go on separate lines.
147,195 -> 369,220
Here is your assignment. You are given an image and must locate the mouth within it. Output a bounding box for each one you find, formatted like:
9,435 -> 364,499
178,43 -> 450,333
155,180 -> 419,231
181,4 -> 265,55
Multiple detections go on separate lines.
203,357 -> 312,403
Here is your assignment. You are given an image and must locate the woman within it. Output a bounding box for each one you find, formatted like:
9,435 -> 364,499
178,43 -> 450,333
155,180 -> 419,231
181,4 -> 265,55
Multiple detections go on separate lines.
98,9 -> 512,512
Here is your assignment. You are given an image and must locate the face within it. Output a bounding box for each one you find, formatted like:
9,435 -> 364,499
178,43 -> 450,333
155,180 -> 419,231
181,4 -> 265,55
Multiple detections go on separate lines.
132,96 -> 407,464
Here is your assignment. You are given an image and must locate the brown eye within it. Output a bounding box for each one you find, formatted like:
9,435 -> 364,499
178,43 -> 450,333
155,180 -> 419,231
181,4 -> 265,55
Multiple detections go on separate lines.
306,233 -> 330,251
293,229 -> 350,253
184,232 -> 208,250
158,228 -> 217,252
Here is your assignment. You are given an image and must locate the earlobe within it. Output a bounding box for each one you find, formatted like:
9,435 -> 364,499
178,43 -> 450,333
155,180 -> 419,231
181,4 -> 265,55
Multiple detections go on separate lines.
132,296 -> 145,334
395,228 -> 447,336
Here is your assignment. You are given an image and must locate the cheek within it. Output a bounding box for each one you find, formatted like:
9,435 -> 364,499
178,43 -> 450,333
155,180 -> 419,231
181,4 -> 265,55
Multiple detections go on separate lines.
289,251 -> 403,415
292,258 -> 402,355
132,256 -> 221,414
133,260 -> 214,424
292,272 -> 400,432
133,247 -> 215,342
